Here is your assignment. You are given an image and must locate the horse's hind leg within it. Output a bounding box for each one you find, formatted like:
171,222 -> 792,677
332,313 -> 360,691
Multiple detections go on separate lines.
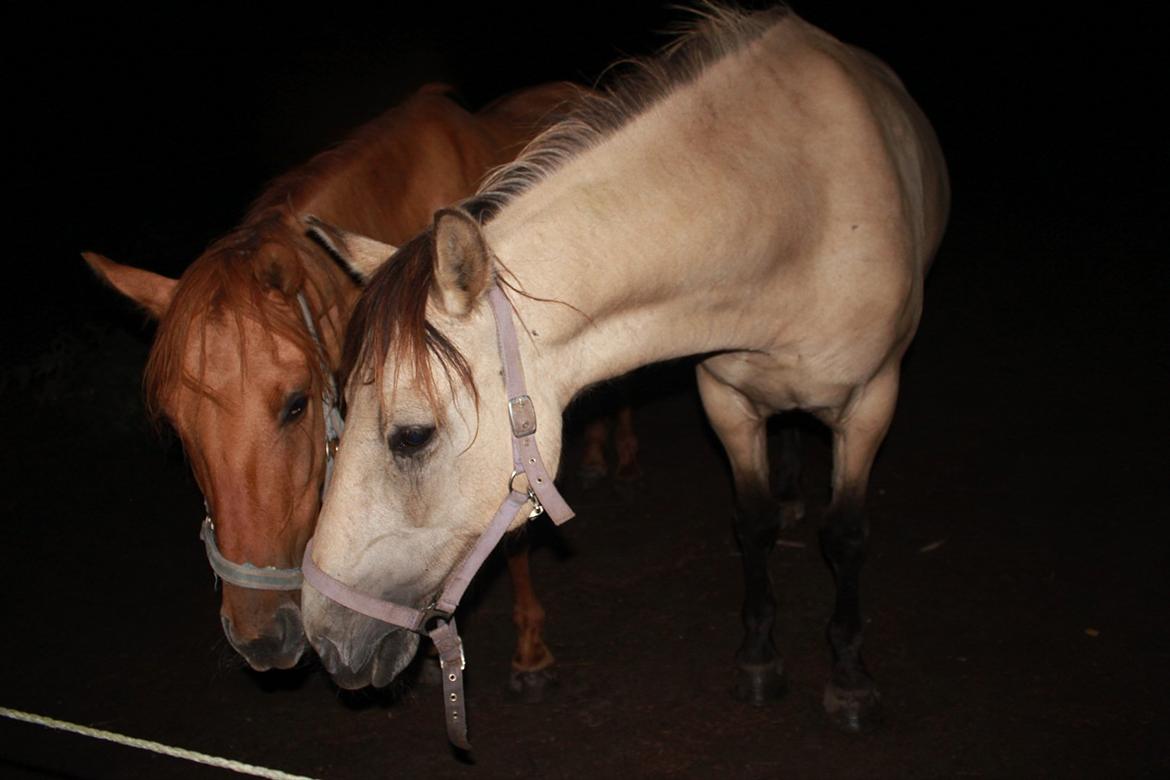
818,366 -> 900,732
697,364 -> 786,703
776,425 -> 805,526
504,535 -> 556,703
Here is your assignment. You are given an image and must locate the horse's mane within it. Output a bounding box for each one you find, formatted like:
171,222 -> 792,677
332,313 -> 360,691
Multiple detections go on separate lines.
140,88 -> 461,422
350,4 -> 788,413
143,208 -> 344,422
467,3 -> 787,219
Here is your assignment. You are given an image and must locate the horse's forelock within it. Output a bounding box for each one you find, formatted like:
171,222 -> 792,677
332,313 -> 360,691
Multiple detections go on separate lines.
144,226 -> 333,427
342,229 -> 478,421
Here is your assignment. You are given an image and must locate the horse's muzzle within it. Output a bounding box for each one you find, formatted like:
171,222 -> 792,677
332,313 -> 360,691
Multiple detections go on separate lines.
222,603 -> 306,672
307,606 -> 419,689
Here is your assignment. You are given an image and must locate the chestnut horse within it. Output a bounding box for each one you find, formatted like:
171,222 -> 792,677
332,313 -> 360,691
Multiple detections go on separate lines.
85,83 -> 578,693
301,6 -> 948,743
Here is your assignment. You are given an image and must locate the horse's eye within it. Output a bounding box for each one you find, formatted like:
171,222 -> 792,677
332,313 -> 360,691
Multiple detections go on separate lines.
282,392 -> 309,425
389,425 -> 435,456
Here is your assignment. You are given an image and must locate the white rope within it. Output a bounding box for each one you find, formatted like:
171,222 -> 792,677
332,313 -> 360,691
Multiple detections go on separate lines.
0,707 -> 318,780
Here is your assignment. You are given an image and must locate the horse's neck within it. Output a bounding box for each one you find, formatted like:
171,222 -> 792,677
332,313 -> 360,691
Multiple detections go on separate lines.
248,91 -> 506,360
486,32 -> 806,408
280,92 -> 519,248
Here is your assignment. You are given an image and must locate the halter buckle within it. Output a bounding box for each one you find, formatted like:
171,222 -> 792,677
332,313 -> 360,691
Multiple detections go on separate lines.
507,395 -> 537,437
439,641 -> 466,672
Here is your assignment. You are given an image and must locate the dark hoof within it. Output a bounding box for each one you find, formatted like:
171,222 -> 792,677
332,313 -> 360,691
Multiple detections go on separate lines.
823,681 -> 882,733
509,666 -> 557,704
732,660 -> 786,705
779,500 -> 805,529
577,463 -> 607,491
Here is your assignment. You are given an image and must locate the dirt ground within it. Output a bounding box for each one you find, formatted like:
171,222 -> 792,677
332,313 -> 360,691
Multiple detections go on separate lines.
2,4 -> 1166,779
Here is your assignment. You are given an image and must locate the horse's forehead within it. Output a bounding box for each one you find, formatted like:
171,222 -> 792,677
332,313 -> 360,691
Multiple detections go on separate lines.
193,311 -> 302,371
163,309 -> 308,421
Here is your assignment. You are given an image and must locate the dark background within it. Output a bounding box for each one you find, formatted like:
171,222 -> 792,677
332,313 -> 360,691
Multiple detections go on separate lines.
3,2 -> 1167,778
5,3 -> 1159,367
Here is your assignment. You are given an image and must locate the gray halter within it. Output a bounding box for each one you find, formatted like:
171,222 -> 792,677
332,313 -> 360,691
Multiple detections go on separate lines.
198,291 -> 344,591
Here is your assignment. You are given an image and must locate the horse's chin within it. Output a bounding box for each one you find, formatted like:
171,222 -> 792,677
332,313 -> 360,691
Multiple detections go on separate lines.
370,631 -> 420,688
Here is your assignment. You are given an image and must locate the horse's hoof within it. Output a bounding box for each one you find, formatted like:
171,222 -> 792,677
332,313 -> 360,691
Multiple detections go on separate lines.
779,500 -> 805,529
732,660 -> 786,705
577,463 -> 607,491
509,666 -> 557,704
823,681 -> 882,733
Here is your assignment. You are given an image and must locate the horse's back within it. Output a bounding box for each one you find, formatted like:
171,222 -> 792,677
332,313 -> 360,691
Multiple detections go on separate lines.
302,83 -> 580,244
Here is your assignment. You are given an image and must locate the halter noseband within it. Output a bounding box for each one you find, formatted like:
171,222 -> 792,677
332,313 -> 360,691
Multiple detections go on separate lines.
301,282 -> 574,750
198,291 -> 344,591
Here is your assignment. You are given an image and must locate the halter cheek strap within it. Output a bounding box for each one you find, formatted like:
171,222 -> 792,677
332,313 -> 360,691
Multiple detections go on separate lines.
198,291 -> 344,591
297,292 -> 345,487
302,282 -> 573,750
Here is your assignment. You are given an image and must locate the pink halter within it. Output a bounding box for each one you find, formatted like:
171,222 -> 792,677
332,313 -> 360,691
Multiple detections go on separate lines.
302,282 -> 573,750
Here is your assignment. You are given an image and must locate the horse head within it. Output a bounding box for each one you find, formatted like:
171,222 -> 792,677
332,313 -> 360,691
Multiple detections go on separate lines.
85,225 -> 351,671
300,209 -> 566,689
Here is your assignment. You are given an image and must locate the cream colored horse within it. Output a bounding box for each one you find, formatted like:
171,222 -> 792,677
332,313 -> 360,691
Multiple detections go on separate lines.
303,7 -> 948,733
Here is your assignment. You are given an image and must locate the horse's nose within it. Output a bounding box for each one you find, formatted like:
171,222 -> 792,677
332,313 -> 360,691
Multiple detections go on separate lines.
314,634 -> 343,676
222,605 -> 305,671
309,630 -> 383,690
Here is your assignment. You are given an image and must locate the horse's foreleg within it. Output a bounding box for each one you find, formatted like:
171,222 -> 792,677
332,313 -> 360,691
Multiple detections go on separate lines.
819,366 -> 900,732
504,537 -> 556,703
697,363 -> 786,704
613,404 -> 642,482
578,418 -> 609,489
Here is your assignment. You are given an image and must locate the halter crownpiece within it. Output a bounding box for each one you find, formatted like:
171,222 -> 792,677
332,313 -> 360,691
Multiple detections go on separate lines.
302,280 -> 574,750
199,291 -> 344,591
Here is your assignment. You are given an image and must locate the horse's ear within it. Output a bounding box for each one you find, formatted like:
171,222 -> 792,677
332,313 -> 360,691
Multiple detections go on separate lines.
303,215 -> 397,284
432,208 -> 490,317
82,252 -> 177,319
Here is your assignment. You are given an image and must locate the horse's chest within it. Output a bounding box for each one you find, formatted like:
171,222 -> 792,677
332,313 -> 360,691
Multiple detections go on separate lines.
700,349 -> 856,414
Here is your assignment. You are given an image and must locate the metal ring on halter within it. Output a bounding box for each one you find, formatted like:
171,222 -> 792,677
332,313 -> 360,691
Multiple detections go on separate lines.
419,602 -> 455,634
507,470 -> 543,518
